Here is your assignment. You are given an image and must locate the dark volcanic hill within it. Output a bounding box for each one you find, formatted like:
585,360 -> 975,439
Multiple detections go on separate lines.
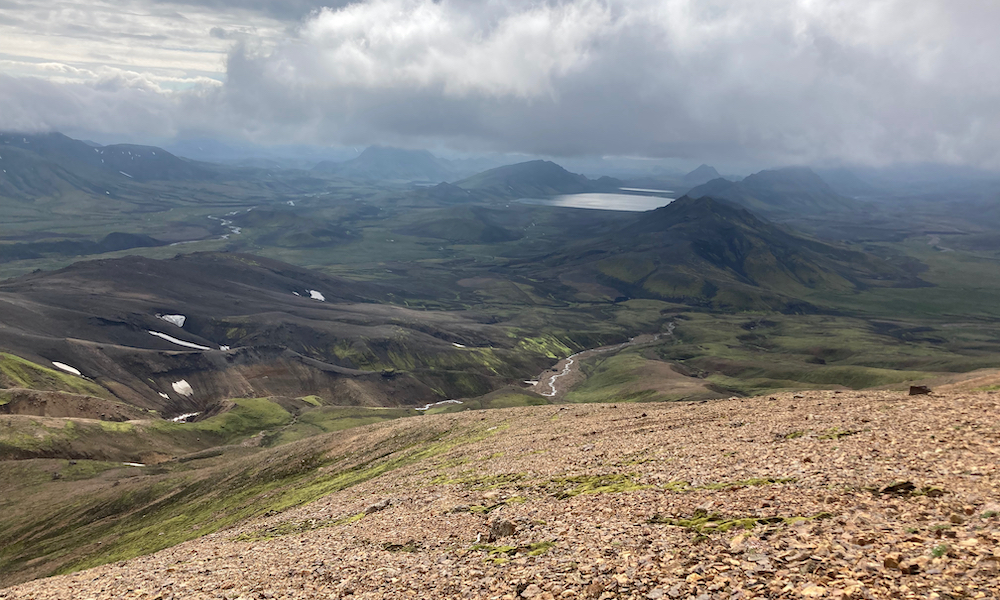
537,196 -> 923,311
454,160 -> 623,199
312,146 -> 455,182
686,166 -> 858,219
0,253 -> 551,416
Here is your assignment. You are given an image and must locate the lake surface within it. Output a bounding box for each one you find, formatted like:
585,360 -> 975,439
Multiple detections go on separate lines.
518,193 -> 675,212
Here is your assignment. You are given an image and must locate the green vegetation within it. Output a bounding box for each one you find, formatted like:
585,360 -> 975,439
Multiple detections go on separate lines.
262,406 -> 418,447
430,471 -> 526,489
817,427 -> 862,440
0,416 -> 509,583
234,511 -> 367,542
471,541 -> 555,564
697,477 -> 797,491
0,353 -> 107,397
0,398 -> 294,461
546,473 -> 648,498
649,509 -> 833,533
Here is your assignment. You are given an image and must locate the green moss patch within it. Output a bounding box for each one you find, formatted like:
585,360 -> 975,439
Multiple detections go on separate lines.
234,511 -> 366,542
472,541 -> 555,564
0,353 -> 107,397
649,509 -> 833,533
546,473 -> 648,498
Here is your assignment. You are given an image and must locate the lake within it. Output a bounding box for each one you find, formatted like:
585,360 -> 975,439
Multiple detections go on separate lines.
518,193 -> 675,212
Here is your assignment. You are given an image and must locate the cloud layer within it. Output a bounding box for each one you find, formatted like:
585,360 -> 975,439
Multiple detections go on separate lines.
2,0 -> 999,168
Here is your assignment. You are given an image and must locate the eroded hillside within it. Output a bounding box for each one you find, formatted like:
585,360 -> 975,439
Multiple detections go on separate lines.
2,390 -> 997,598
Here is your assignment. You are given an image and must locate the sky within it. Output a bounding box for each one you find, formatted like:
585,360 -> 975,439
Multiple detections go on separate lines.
1,0 -> 998,169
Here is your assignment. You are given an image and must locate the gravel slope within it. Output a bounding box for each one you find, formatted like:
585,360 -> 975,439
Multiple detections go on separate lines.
3,390 -> 998,600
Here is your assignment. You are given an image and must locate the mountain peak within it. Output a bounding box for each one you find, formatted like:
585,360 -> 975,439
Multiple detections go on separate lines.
454,160 -> 622,198
313,145 -> 451,181
682,164 -> 721,186
685,165 -> 856,218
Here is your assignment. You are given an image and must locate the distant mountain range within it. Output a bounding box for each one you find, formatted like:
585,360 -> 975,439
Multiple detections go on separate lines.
0,132 -> 215,199
312,146 -> 499,183
686,166 -> 859,220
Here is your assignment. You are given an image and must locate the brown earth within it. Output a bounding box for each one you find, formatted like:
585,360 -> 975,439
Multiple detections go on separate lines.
0,388 -> 149,421
2,390 -> 999,600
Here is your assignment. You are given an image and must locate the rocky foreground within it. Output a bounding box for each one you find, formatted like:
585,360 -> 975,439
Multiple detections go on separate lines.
3,390 -> 998,600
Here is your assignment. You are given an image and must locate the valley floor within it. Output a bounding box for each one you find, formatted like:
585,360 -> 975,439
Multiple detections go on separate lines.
3,390 -> 997,600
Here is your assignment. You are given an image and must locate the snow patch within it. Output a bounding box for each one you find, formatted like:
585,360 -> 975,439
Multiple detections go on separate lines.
308,290 -> 325,301
220,345 -> 230,351
415,399 -> 463,411
172,380 -> 194,396
119,171 -> 133,178
158,314 -> 186,328
122,462 -> 145,467
52,361 -> 81,376
452,342 -> 466,348
158,392 -> 169,399
170,412 -> 200,423
149,331 -> 213,351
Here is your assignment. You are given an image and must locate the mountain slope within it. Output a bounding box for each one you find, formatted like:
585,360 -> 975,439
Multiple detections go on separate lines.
541,196 -> 923,311
2,390 -> 996,594
0,253 -> 554,415
686,167 -> 859,219
454,160 -> 623,198
312,146 -> 455,182
0,132 -> 215,194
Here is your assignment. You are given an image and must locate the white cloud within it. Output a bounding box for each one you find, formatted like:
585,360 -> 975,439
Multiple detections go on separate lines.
2,0 -> 999,168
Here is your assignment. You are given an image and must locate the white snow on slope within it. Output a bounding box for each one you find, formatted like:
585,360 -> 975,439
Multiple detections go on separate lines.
149,331 -> 213,351
308,290 -> 325,301
52,362 -> 81,376
172,380 -> 194,396
170,412 -> 200,422
158,314 -> 186,328
415,399 -> 463,411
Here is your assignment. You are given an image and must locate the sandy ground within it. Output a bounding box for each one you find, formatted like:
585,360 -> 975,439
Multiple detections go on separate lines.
2,389 -> 998,600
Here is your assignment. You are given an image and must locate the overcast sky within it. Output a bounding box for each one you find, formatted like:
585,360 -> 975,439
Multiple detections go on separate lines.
1,0 -> 997,169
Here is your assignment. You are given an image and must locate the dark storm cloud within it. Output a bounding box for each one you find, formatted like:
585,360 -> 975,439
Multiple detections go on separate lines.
2,0 -> 999,168
204,0 -> 1000,167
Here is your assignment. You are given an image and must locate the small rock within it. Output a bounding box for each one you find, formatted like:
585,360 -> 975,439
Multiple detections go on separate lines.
909,385 -> 932,395
365,498 -> 391,514
880,481 -> 915,496
521,584 -> 541,598
801,585 -> 826,597
949,513 -> 965,524
646,589 -> 664,600
883,553 -> 901,570
488,519 -> 516,542
900,562 -> 921,575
